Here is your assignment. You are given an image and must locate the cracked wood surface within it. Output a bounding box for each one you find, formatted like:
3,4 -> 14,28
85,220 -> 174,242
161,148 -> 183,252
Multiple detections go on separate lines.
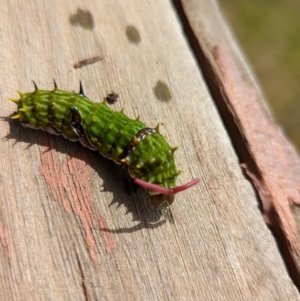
0,0 -> 299,300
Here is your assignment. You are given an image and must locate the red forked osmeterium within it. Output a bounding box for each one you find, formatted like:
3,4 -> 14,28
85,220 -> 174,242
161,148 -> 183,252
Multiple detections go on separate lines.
134,178 -> 200,195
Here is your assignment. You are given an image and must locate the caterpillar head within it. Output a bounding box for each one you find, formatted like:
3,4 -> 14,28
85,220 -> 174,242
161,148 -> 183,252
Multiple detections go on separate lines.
134,178 -> 200,223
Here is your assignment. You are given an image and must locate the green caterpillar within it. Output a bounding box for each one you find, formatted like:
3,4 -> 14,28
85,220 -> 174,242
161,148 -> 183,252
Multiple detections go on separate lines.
9,81 -> 199,222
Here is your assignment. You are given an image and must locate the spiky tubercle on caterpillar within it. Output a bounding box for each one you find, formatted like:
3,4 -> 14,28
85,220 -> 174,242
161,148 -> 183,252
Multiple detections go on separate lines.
9,81 -> 199,222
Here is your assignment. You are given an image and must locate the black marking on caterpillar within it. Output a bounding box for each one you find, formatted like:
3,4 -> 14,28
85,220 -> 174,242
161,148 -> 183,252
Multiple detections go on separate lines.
9,81 -> 199,222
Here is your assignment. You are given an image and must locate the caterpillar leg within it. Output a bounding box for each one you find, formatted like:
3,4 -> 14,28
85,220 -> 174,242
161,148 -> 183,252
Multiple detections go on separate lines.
160,207 -> 174,224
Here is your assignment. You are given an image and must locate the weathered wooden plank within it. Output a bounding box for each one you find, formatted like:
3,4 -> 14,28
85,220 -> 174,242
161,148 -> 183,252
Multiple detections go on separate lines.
179,0 -> 300,288
0,0 -> 298,300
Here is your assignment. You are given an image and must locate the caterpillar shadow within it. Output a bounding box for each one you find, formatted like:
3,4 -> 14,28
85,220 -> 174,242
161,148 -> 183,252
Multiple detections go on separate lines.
3,116 -> 166,231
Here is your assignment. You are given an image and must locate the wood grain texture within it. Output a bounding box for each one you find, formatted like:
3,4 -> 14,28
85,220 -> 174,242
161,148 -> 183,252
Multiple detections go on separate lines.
178,0 -> 300,287
0,0 -> 299,300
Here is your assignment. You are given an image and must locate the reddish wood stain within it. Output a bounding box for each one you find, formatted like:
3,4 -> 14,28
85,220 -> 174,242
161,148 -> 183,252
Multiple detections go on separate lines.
99,216 -> 115,253
39,133 -> 70,211
214,46 -> 300,249
0,222 -> 9,249
39,133 -> 114,257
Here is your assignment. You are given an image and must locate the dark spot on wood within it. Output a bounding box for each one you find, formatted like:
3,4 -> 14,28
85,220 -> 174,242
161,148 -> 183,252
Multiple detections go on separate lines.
125,26 -> 141,44
73,55 -> 104,68
153,80 -> 172,102
106,92 -> 119,104
69,8 -> 95,30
